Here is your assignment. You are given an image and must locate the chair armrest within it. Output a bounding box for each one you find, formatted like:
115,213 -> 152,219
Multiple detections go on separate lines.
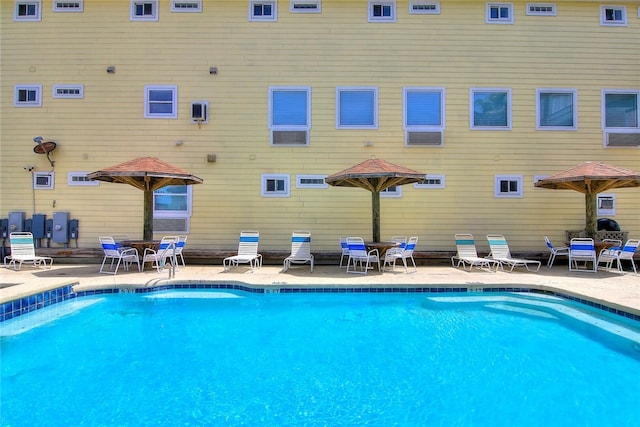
367,248 -> 380,258
121,247 -> 139,257
143,248 -> 156,257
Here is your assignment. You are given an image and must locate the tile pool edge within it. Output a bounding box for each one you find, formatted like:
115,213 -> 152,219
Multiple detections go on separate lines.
2,282 -> 639,323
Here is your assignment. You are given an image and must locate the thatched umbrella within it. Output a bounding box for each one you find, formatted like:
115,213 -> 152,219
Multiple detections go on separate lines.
534,161 -> 640,237
325,158 -> 426,242
88,157 -> 203,241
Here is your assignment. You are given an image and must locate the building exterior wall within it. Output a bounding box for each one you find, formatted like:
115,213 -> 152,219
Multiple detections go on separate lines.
1,0 -> 639,253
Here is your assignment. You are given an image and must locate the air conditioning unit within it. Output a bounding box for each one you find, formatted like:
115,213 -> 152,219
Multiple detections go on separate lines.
191,101 -> 209,123
272,130 -> 308,145
406,131 -> 443,147
605,132 -> 640,147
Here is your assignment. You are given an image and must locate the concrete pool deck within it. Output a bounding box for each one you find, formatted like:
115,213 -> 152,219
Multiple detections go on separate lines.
1,262 -> 639,317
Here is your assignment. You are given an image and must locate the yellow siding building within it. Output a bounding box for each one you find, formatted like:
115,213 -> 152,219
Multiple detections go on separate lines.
1,0 -> 639,255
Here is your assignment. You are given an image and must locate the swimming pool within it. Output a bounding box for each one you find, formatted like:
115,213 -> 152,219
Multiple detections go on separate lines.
2,289 -> 640,426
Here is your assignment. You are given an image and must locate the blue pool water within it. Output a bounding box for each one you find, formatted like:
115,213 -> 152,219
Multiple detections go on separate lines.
1,290 -> 640,426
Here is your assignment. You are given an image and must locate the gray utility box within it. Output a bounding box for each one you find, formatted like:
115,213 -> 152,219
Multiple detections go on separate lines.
52,211 -> 69,244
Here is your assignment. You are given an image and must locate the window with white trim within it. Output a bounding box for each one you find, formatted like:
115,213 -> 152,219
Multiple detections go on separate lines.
171,1 -> 202,12
526,3 -> 555,16
409,1 -> 440,14
602,90 -> 640,147
14,85 -> 42,107
290,1 -> 320,13
597,194 -> 616,216
53,84 -> 84,99
144,85 -> 178,118
261,174 -> 290,197
53,1 -> 83,12
414,175 -> 446,189
470,88 -> 511,130
68,172 -> 99,186
600,5 -> 626,26
269,87 -> 311,146
15,1 -> 41,21
404,87 -> 445,146
153,185 -> 192,233
296,175 -> 328,188
381,185 -> 402,198
536,89 -> 577,130
495,175 -> 523,198
486,2 -> 513,23
336,87 -> 378,129
369,1 -> 396,22
250,1 -> 277,21
131,0 -> 158,21
34,172 -> 54,190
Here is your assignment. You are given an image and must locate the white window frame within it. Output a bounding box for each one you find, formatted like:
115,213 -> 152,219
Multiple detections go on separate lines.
53,84 -> 84,99
153,185 -> 193,218
144,85 -> 178,119
600,5 -> 626,26
536,88 -> 577,130
269,86 -> 311,145
414,175 -> 446,189
494,175 -> 523,198
597,194 -> 616,216
296,174 -> 328,189
171,1 -> 202,12
381,185 -> 402,198
53,1 -> 83,12
15,1 -> 41,21
131,0 -> 158,21
409,1 -> 440,14
470,88 -> 512,130
336,87 -> 378,129
68,172 -> 99,186
33,172 -> 54,190
526,3 -> 556,16
486,2 -> 513,24
261,174 -> 290,197
404,87 -> 445,144
601,89 -> 640,131
290,1 -> 321,13
369,1 -> 396,22
249,1 -> 277,21
14,85 -> 42,107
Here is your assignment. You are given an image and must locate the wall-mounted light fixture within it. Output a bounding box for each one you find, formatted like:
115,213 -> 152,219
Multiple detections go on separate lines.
209,67 -> 218,75
106,66 -> 116,74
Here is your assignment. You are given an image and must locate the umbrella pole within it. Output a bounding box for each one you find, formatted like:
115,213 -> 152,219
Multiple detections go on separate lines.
585,192 -> 597,238
372,191 -> 380,243
143,189 -> 153,242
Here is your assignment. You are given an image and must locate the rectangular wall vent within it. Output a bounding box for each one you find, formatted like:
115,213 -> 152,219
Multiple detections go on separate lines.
191,101 -> 209,123
406,131 -> 443,146
153,217 -> 189,233
272,130 -> 308,145
605,132 -> 640,147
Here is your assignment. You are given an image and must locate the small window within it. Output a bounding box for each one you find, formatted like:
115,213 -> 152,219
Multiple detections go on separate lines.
262,174 -> 290,197
171,1 -> 202,12
34,172 -> 54,190
381,185 -> 402,198
68,172 -> 99,186
290,1 -> 320,13
144,85 -> 178,118
601,5 -> 626,26
250,1 -> 277,21
53,1 -> 83,12
470,88 -> 511,129
526,3 -> 555,16
296,175 -> 328,188
536,89 -> 577,130
603,91 -> 639,129
15,1 -> 41,21
404,87 -> 445,146
369,1 -> 396,22
414,175 -> 446,189
486,2 -> 513,24
495,175 -> 523,198
409,2 -> 440,14
131,0 -> 158,21
270,87 -> 311,145
154,185 -> 192,216
336,87 -> 378,129
53,84 -> 84,99
14,85 -> 42,107
597,194 -> 616,216
191,101 -> 209,123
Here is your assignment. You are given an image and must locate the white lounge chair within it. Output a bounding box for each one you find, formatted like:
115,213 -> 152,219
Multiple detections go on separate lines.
346,237 -> 380,274
451,234 -> 497,272
597,239 -> 639,275
283,231 -> 314,272
487,234 -> 541,272
143,236 -> 179,272
99,236 -> 140,275
544,236 -> 569,268
4,232 -> 53,271
339,237 -> 350,267
384,236 -> 418,273
223,230 -> 262,271
175,235 -> 187,267
568,237 -> 597,273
